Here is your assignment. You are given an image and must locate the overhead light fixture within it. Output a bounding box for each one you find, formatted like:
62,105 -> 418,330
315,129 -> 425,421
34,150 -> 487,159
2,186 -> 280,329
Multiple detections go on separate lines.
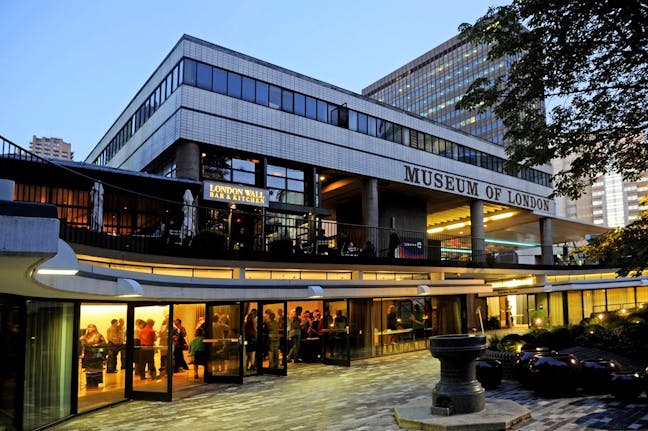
307,285 -> 324,298
487,211 -> 516,221
417,285 -> 431,295
485,238 -> 539,247
427,227 -> 444,234
35,240 -> 79,276
117,278 -> 143,297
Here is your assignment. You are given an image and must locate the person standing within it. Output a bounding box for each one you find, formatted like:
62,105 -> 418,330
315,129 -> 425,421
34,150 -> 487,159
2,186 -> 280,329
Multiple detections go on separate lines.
105,319 -> 122,373
410,304 -> 425,340
80,324 -> 107,388
188,328 -> 207,379
172,318 -> 189,372
138,319 -> 157,380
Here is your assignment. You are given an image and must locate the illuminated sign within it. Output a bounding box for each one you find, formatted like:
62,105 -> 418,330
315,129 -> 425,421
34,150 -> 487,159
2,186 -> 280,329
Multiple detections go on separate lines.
403,164 -> 552,213
203,181 -> 269,207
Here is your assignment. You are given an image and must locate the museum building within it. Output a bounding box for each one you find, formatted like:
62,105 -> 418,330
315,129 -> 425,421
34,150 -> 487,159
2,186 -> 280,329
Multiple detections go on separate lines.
1,35 -> 647,430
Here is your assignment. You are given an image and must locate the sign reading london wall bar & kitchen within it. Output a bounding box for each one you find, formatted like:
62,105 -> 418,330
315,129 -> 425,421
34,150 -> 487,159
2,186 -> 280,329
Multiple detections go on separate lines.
403,164 -> 552,213
203,181 -> 269,207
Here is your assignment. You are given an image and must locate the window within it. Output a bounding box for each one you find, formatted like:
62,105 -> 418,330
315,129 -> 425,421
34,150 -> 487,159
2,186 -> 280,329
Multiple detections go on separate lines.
267,164 -> 305,205
282,89 -> 293,113
242,77 -> 256,102
269,85 -> 281,109
255,81 -> 268,106
227,72 -> 242,98
213,68 -> 227,94
357,113 -> 367,134
294,93 -> 305,116
317,100 -> 327,122
368,116 -> 377,136
183,59 -> 197,86
305,97 -> 317,119
348,110 -> 357,131
197,62 -> 212,90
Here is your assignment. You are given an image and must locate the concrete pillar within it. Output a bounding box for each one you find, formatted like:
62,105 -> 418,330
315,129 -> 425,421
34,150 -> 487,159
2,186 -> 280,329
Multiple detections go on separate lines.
362,178 -> 379,251
540,218 -> 554,265
470,200 -> 485,263
0,179 -> 15,201
175,141 -> 200,180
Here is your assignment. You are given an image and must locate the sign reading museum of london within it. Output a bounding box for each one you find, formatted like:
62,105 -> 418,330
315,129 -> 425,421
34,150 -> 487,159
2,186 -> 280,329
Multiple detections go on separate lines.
203,181 -> 269,207
403,164 -> 552,213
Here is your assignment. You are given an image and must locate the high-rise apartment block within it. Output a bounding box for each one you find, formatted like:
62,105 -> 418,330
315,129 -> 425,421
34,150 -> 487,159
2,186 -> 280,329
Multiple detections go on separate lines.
30,135 -> 73,160
363,35 -> 517,146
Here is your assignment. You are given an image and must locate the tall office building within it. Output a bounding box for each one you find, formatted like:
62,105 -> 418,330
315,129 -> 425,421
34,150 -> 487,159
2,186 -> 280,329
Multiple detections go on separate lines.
30,135 -> 74,160
362,34 -> 520,146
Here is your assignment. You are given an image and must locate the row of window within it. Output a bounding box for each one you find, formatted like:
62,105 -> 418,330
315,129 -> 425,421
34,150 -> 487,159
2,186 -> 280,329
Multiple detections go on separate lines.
94,61 -> 183,166
182,58 -> 550,187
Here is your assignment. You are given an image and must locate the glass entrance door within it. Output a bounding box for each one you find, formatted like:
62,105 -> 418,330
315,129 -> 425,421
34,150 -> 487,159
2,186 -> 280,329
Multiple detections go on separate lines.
259,302 -> 287,375
321,300 -> 350,366
130,304 -> 171,401
204,303 -> 243,383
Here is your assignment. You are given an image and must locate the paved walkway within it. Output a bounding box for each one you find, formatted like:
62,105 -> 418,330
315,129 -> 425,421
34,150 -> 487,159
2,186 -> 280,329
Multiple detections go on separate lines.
52,351 -> 648,431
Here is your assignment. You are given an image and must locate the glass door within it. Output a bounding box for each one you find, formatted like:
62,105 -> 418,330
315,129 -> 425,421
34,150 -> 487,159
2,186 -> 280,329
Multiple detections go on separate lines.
204,303 -> 243,383
259,302 -> 287,375
321,300 -> 350,366
130,304 -> 171,401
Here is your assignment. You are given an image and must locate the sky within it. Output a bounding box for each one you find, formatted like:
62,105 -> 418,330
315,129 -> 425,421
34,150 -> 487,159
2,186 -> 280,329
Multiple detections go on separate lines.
0,1 -> 508,161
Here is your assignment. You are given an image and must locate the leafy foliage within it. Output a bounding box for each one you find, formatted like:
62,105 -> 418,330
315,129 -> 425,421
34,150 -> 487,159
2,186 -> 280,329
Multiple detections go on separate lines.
580,196 -> 648,276
457,0 -> 648,199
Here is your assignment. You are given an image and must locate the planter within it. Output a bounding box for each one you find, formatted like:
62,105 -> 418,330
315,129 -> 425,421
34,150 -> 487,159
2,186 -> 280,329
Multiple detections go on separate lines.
476,357 -> 503,389
513,347 -> 556,388
429,334 -> 486,415
580,359 -> 622,394
528,353 -> 581,397
610,371 -> 644,400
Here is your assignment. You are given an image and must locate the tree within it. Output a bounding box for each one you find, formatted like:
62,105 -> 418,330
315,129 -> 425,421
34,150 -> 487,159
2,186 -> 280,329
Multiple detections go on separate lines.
582,196 -> 648,277
457,0 -> 648,199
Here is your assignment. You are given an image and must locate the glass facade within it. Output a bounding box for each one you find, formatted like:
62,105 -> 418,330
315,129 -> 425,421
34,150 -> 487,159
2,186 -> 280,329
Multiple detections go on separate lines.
363,37 -> 537,148
24,301 -> 75,430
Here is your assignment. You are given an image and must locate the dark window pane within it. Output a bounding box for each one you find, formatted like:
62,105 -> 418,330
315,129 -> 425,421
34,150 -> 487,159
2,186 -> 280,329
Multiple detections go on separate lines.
328,104 -> 337,125
294,93 -> 305,116
282,90 -> 293,113
183,59 -> 197,85
317,100 -> 327,122
242,77 -> 256,102
348,111 -> 357,131
305,97 -> 317,119
393,125 -> 402,144
368,116 -> 377,136
255,81 -> 268,106
376,119 -> 385,138
227,72 -> 242,98
425,134 -> 433,152
357,113 -> 367,134
213,68 -> 227,94
269,86 -> 281,109
197,62 -> 212,90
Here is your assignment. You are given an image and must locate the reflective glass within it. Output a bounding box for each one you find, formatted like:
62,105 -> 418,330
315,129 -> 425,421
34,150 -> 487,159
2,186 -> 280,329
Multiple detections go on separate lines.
348,110 -> 357,131
183,59 -> 197,85
282,89 -> 293,112
166,74 -> 172,98
242,77 -> 256,102
213,68 -> 227,94
357,113 -> 367,134
267,176 -> 286,189
197,63 -> 212,90
294,93 -> 305,116
227,72 -> 242,98
368,116 -> 377,136
376,119 -> 385,138
287,179 -> 304,192
256,81 -> 268,106
232,171 -> 255,185
269,86 -> 281,109
287,168 -> 304,180
305,97 -> 317,119
317,100 -> 327,122
232,158 -> 255,172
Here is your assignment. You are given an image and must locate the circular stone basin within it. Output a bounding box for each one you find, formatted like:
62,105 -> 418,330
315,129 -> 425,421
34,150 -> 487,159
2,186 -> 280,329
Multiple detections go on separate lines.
610,371 -> 644,400
429,334 -> 487,415
580,359 -> 622,394
528,353 -> 581,397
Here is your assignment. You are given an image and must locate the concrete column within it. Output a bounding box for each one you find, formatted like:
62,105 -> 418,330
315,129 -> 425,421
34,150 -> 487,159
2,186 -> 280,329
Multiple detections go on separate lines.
540,218 -> 554,265
175,141 -> 200,181
0,179 -> 15,201
470,200 -> 485,263
362,178 -> 379,251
